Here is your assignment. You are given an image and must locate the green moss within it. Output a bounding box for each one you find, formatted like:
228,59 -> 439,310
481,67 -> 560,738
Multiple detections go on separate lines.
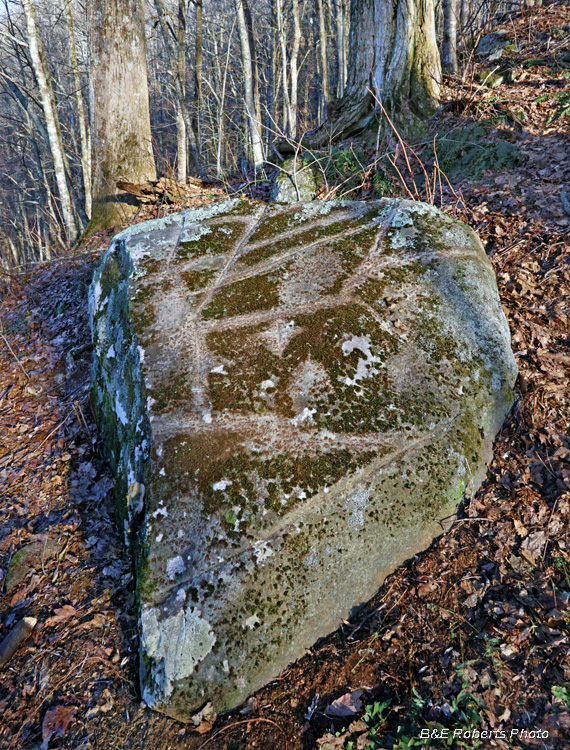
181,267 -> 217,292
98,253 -> 122,303
246,208 -> 299,245
153,430 -> 377,537
138,256 -> 162,276
239,213 -> 376,267
356,278 -> 390,308
208,327 -> 283,413
158,277 -> 174,293
147,371 -> 194,414
130,298 -> 157,334
422,124 -> 526,179
414,311 -> 459,363
176,221 -> 244,261
324,226 -> 378,294
220,199 -> 260,217
202,273 -> 280,321
207,303 -> 424,433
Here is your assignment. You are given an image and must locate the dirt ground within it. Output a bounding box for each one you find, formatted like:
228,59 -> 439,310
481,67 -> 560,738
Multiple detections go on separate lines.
1,4 -> 570,748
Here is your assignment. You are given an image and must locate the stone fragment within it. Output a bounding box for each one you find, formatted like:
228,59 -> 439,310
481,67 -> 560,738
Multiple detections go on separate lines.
477,30 -> 509,58
5,539 -> 60,592
270,157 -> 317,203
90,198 -> 517,720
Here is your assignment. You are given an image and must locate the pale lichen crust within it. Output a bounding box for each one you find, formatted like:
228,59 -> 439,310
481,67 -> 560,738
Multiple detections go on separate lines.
89,198 -> 517,720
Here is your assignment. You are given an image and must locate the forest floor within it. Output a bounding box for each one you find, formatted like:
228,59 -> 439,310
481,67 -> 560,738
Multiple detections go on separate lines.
1,4 -> 570,749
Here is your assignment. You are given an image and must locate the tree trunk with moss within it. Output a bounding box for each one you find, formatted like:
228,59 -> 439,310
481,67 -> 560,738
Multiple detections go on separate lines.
87,0 -> 156,235
304,0 -> 441,146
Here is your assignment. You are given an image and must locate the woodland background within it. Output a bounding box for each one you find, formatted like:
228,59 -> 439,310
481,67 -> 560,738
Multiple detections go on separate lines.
0,0 -> 552,267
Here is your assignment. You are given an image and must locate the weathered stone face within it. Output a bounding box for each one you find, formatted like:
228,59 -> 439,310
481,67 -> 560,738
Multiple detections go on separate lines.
270,157 -> 317,203
89,198 -> 517,721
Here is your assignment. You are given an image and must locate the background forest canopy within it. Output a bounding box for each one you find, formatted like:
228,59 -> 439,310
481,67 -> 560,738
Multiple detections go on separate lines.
0,0 -> 545,269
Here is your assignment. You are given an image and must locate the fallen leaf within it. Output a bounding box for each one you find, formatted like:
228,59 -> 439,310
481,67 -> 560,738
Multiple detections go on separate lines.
317,733 -> 347,749
41,704 -> 77,750
325,689 -> 363,718
191,701 -> 217,733
45,605 -> 76,628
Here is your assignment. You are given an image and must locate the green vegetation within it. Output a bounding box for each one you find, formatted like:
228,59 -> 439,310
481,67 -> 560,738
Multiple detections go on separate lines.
424,124 -> 525,180
551,685 -> 570,708
337,681 -> 487,749
546,91 -> 570,126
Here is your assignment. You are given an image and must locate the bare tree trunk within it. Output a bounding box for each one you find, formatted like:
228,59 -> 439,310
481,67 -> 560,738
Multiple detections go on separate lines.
459,0 -> 467,40
236,0 -> 264,167
65,0 -> 92,218
177,0 -> 187,183
153,0 -> 201,176
317,0 -> 329,121
21,0 -> 78,243
289,0 -> 301,137
268,0 -> 278,138
310,0 -> 441,145
276,0 -> 292,134
194,0 -> 203,155
335,0 -> 348,97
443,0 -> 458,74
88,0 -> 156,234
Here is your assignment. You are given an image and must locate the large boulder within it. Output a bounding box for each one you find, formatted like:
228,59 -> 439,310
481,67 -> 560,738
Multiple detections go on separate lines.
89,198 -> 517,720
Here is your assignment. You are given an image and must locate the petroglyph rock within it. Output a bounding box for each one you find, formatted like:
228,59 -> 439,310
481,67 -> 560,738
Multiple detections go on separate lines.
89,198 -> 517,720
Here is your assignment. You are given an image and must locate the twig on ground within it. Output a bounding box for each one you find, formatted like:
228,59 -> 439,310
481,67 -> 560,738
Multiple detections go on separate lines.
0,331 -> 30,380
197,718 -> 288,750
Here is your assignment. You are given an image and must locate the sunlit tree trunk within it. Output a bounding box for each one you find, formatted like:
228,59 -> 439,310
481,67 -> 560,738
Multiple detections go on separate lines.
276,0 -> 292,134
21,0 -> 78,243
320,0 -> 441,143
236,0 -> 264,167
153,0 -> 200,176
176,0 -> 187,183
88,0 -> 156,234
335,0 -> 349,97
65,0 -> 92,218
317,0 -> 329,121
193,0 -> 203,155
289,0 -> 301,137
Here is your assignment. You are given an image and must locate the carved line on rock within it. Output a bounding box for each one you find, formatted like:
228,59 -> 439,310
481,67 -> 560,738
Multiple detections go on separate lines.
150,417 -> 456,602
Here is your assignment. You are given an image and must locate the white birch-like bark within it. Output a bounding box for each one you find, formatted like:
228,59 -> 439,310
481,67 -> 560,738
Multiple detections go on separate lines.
236,0 -> 264,167
289,0 -> 301,137
276,0 -> 292,134
21,0 -> 78,243
65,0 -> 92,218
88,0 -> 156,233
177,0 -> 187,183
317,0 -> 329,121
194,0 -> 203,155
